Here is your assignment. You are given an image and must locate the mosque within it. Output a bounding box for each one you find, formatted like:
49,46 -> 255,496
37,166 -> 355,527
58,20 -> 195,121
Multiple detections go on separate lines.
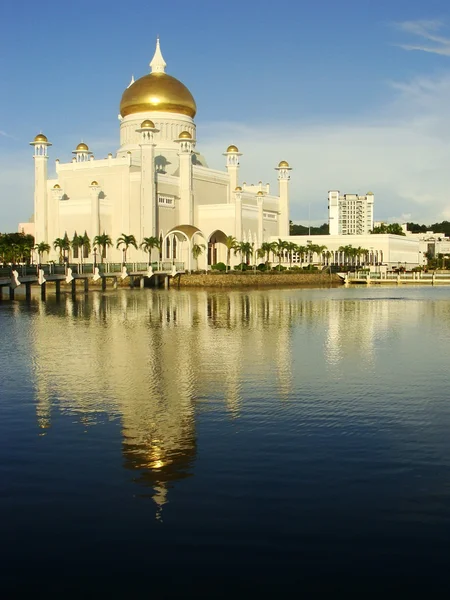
30,39 -> 291,268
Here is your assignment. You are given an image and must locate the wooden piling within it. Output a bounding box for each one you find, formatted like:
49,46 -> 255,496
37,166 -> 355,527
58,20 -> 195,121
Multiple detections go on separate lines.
25,282 -> 31,301
41,283 -> 46,301
84,278 -> 89,293
71,279 -> 76,297
55,280 -> 61,299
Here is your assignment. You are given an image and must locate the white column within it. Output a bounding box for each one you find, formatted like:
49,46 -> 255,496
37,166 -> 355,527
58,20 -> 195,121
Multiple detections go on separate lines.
177,134 -> 195,224
90,183 -> 101,240
235,189 -> 242,240
275,161 -> 292,237
223,146 -> 242,204
137,122 -> 159,239
257,196 -> 264,245
30,136 -> 52,244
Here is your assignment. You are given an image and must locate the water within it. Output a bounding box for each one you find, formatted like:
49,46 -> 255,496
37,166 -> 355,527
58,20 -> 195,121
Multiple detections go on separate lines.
1,286 -> 450,593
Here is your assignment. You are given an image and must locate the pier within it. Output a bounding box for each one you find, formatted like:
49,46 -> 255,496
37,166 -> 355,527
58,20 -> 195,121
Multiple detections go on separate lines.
0,262 -> 185,300
339,270 -> 450,285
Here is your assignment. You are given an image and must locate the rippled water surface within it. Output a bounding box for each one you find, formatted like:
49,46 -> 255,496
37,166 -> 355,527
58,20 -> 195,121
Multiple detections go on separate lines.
2,286 -> 450,593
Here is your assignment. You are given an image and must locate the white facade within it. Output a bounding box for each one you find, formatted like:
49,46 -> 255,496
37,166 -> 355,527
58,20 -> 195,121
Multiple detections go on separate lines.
29,40 -> 291,269
269,234 -> 421,269
328,191 -> 374,235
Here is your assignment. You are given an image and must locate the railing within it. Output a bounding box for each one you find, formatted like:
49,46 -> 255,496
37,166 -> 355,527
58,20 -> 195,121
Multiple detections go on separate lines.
0,261 -> 185,278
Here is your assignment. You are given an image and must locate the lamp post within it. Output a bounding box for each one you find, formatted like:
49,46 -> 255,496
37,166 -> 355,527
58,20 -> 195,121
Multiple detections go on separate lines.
93,247 -> 97,268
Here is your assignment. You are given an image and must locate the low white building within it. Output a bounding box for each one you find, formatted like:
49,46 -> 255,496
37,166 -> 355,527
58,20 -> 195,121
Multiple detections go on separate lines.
328,191 -> 374,235
269,234 -> 420,269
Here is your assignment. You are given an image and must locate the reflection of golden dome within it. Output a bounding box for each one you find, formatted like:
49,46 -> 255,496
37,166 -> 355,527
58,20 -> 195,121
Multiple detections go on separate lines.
179,131 -> 192,139
227,145 -> 239,153
278,160 -> 289,168
235,186 -> 242,191
76,142 -> 89,151
257,191 -> 264,196
120,72 -> 196,118
91,181 -> 98,186
141,119 -> 155,128
53,184 -> 61,189
34,133 -> 48,142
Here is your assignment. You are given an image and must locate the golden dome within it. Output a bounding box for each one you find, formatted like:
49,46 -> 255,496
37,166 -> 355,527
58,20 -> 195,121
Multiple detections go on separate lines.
257,191 -> 264,196
76,142 -> 89,152
227,145 -> 239,153
90,180 -> 99,186
53,184 -> 61,189
366,191 -> 374,195
120,72 -> 196,118
235,186 -> 242,191
34,133 -> 48,142
141,119 -> 155,128
278,160 -> 289,168
179,131 -> 192,139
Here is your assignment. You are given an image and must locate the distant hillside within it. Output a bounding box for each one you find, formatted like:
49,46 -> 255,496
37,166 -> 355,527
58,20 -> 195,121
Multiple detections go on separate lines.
289,222 -> 329,236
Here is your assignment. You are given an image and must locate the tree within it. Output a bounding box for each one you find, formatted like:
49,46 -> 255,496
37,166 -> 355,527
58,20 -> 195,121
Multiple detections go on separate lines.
234,242 -> 253,270
82,231 -> 91,262
225,235 -> 238,272
116,233 -> 138,264
371,223 -> 405,236
259,241 -> 276,269
290,222 -> 329,235
191,242 -> 206,270
297,245 -> 308,264
140,236 -> 161,265
285,242 -> 299,269
93,233 -> 113,263
274,239 -> 288,267
53,235 -> 70,263
34,242 -> 50,264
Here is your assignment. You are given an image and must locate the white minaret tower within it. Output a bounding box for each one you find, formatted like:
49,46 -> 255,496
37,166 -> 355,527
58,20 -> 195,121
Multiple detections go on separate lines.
275,160 -> 292,237
257,191 -> 264,245
89,181 -> 101,240
150,37 -> 167,73
136,120 -> 159,239
224,145 -> 242,203
176,131 -> 196,225
30,133 -> 52,244
234,186 -> 243,240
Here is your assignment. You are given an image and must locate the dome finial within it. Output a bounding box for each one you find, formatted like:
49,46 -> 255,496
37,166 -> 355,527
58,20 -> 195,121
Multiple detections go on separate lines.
127,74 -> 135,88
150,37 -> 166,73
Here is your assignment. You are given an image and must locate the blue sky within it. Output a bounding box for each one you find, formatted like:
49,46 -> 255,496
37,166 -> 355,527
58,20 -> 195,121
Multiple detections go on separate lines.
2,0 -> 450,231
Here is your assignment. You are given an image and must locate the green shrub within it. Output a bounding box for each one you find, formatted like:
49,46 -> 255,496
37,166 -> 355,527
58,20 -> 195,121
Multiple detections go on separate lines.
272,264 -> 286,271
235,262 -> 248,271
211,262 -> 226,272
257,263 -> 267,271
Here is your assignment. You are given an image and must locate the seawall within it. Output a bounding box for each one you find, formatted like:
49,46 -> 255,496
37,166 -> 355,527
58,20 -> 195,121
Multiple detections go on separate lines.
176,272 -> 341,288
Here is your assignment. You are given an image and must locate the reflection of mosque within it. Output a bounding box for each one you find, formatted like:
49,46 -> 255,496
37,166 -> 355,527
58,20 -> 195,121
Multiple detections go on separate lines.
32,289 -> 443,518
31,290 -> 297,519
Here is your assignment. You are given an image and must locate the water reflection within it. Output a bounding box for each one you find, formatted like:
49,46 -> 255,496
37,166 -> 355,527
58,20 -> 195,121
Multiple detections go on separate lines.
28,288 -> 450,519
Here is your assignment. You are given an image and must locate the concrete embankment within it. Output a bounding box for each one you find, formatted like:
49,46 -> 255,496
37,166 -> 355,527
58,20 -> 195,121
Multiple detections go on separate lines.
176,272 -> 341,288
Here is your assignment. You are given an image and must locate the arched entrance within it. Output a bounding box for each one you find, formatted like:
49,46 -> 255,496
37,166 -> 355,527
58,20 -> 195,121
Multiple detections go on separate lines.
207,230 -> 227,266
165,225 -> 207,271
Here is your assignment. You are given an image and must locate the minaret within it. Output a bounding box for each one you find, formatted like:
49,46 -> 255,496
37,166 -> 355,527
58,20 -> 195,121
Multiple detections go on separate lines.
257,191 -> 264,245
176,131 -> 195,225
224,145 -> 242,203
275,160 -> 292,237
89,181 -> 101,240
234,186 -> 243,240
137,120 -> 159,239
72,142 -> 91,162
30,133 -> 52,244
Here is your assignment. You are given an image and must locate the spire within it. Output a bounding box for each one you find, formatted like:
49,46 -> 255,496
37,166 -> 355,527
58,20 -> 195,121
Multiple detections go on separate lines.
127,74 -> 135,88
150,37 -> 166,73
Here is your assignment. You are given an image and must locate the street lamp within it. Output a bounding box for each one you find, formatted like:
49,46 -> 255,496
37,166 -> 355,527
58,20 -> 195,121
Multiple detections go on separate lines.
93,247 -> 98,268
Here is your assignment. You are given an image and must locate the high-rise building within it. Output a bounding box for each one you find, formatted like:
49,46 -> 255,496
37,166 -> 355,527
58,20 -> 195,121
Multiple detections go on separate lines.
328,191 -> 374,235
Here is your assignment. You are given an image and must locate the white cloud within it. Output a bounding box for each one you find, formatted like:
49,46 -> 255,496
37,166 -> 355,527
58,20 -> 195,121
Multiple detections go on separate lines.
395,19 -> 450,56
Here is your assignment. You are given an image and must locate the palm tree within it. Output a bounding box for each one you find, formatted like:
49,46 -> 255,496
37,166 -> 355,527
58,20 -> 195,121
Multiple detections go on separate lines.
53,236 -> 70,263
116,233 -> 138,265
191,242 -> 206,270
297,245 -> 308,265
225,235 -> 238,272
93,233 -> 112,263
234,241 -> 253,270
314,244 -> 327,265
260,241 -> 276,269
140,236 -> 161,265
34,242 -> 50,264
285,242 -> 299,269
71,232 -> 83,263
274,238 -> 288,267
